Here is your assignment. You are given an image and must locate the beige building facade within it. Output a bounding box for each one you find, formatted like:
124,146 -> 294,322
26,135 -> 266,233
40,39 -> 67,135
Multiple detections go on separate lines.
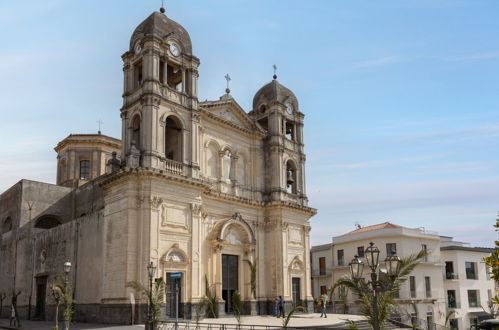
0,10 -> 316,323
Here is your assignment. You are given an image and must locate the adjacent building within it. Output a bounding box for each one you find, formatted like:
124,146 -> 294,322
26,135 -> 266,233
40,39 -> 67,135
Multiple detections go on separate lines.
440,237 -> 495,330
311,222 -> 496,329
0,8 -> 316,324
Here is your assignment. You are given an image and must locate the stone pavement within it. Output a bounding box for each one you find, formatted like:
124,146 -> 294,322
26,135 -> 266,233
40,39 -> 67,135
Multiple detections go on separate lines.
0,313 -> 366,329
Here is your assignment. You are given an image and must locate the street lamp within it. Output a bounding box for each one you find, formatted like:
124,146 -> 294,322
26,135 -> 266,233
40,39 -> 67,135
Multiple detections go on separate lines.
146,262 -> 156,330
63,261 -> 71,287
63,261 -> 72,330
348,242 -> 401,330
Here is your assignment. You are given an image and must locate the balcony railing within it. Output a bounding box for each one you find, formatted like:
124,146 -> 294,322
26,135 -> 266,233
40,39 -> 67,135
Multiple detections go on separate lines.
160,159 -> 185,175
445,273 -> 459,280
447,302 -> 460,309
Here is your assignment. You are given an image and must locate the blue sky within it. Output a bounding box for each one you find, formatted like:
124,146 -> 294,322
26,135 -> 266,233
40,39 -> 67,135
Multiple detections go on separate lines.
0,1 -> 498,247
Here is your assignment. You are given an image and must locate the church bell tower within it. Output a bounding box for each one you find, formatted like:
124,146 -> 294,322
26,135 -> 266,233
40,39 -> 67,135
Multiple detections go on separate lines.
121,9 -> 200,177
251,74 -> 308,206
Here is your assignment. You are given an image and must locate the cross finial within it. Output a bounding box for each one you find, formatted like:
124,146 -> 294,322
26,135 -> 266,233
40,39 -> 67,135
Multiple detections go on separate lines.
224,74 -> 231,94
97,119 -> 103,135
273,64 -> 277,80
160,0 -> 166,14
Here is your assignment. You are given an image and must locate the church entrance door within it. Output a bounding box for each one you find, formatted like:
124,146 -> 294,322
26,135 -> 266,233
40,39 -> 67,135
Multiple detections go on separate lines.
222,254 -> 239,313
292,277 -> 301,304
35,276 -> 47,319
165,274 -> 183,319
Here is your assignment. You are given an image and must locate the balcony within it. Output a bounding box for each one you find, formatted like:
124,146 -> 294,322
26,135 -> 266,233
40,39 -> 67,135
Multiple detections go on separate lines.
160,158 -> 185,175
445,273 -> 459,280
447,302 -> 460,309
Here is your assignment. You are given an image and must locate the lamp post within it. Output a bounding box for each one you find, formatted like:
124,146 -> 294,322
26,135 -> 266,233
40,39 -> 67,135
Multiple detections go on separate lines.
63,261 -> 71,288
349,242 -> 401,330
146,262 -> 156,330
63,261 -> 71,330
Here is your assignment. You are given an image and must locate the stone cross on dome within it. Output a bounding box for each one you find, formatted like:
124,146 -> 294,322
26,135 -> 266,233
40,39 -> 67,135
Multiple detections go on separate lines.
97,119 -> 103,135
160,0 -> 166,13
273,64 -> 277,80
225,74 -> 231,94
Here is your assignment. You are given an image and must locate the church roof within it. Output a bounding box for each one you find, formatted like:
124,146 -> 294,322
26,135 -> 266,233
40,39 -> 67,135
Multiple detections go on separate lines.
344,222 -> 402,235
252,79 -> 299,111
130,11 -> 192,55
54,134 -> 121,152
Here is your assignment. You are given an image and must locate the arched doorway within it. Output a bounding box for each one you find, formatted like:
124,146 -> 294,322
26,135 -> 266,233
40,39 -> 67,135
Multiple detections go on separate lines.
211,213 -> 256,314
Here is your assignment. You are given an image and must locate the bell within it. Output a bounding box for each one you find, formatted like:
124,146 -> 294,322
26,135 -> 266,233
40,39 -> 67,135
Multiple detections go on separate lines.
287,169 -> 295,185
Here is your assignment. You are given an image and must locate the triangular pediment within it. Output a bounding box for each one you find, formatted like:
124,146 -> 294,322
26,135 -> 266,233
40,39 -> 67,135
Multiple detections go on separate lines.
200,97 -> 260,133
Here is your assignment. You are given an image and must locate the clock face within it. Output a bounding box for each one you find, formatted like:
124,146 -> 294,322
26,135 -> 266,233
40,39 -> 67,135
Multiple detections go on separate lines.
286,103 -> 293,114
169,43 -> 180,57
134,43 -> 141,54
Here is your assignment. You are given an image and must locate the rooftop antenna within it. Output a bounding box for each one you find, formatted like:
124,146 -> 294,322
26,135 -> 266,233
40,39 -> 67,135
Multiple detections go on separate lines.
160,0 -> 166,14
273,64 -> 277,80
224,74 -> 231,94
97,119 -> 103,135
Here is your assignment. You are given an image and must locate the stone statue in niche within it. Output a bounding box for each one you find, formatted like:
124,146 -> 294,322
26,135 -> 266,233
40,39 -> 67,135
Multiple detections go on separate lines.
127,140 -> 141,168
107,151 -> 121,173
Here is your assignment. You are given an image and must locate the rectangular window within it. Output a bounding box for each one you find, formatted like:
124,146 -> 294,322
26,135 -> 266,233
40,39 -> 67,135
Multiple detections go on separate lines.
425,276 -> 431,298
79,160 -> 90,180
386,243 -> 397,256
320,285 -> 327,295
337,250 -> 344,266
421,244 -> 428,262
319,257 -> 326,275
445,261 -> 456,279
357,246 -> 365,257
468,290 -> 479,307
410,276 -> 416,298
466,262 -> 477,279
447,290 -> 457,308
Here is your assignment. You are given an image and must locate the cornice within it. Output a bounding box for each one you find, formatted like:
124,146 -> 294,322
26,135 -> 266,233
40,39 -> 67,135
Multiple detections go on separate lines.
99,167 -> 210,190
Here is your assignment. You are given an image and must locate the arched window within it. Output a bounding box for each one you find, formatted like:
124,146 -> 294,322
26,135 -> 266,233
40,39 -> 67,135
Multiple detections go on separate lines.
34,215 -> 62,230
79,160 -> 90,180
2,217 -> 12,234
132,115 -> 141,149
286,160 -> 297,194
165,116 -> 183,162
59,159 -> 67,183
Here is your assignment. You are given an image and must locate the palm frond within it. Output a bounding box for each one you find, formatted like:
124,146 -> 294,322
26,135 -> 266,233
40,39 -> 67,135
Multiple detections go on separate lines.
282,305 -> 306,329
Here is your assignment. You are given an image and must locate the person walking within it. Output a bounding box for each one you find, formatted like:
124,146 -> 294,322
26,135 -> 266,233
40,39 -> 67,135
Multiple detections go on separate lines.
273,297 -> 279,317
320,293 -> 328,318
9,303 -> 15,326
277,295 -> 285,318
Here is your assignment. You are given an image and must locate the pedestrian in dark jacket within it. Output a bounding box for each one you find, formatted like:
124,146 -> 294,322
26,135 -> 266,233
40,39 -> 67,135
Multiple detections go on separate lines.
278,295 -> 285,318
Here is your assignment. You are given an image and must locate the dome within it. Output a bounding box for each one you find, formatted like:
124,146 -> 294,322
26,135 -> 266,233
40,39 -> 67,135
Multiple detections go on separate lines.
130,11 -> 192,55
252,79 -> 299,112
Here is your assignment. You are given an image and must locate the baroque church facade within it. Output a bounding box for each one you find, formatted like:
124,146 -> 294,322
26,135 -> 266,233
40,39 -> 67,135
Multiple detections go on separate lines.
0,10 -> 316,323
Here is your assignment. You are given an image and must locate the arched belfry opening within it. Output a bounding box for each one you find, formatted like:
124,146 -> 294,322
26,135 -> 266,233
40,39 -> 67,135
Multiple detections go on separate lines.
286,160 -> 297,194
165,116 -> 183,162
34,215 -> 62,230
2,217 -> 12,234
131,115 -> 141,149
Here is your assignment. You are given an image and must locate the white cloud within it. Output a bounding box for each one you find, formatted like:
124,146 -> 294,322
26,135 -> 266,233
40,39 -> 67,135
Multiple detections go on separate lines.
444,51 -> 499,62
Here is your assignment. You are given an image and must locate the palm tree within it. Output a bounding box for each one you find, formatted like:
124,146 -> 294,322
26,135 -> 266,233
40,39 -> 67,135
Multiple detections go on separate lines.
126,277 -> 165,326
232,290 -> 243,328
244,260 -> 257,299
50,281 -> 73,330
332,249 -> 426,329
282,305 -> 306,329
